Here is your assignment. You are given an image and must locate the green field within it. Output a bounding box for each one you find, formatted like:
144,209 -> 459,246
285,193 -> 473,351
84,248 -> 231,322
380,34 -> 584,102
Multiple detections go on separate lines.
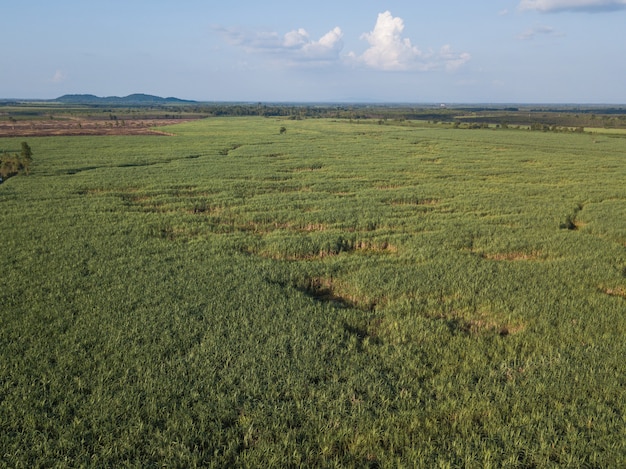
2,117 -> 626,467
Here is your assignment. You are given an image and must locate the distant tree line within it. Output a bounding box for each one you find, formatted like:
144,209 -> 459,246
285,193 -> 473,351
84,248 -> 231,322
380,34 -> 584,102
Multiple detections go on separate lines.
4,100 -> 626,130
189,104 -> 626,129
454,112 -> 626,130
182,103 -> 464,121
0,142 -> 32,182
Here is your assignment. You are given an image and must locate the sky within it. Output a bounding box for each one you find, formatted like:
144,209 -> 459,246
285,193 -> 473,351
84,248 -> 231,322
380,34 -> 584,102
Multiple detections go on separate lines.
2,0 -> 626,103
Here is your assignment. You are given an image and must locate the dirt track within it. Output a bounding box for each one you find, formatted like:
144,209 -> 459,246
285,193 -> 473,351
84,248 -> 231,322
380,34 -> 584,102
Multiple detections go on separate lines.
0,118 -> 198,137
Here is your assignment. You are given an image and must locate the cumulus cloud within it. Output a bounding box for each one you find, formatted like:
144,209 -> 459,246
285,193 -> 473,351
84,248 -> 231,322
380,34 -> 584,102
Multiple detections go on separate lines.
358,11 -> 422,70
283,28 -> 310,48
353,11 -> 470,72
215,25 -> 343,65
517,25 -> 562,39
519,0 -> 626,12
215,12 -> 469,72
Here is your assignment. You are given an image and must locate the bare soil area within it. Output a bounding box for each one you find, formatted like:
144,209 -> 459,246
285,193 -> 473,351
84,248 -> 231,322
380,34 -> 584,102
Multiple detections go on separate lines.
0,118 -> 198,137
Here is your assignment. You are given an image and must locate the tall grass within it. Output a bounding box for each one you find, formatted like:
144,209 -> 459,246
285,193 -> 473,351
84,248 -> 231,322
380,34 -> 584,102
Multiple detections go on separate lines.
1,117 -> 626,466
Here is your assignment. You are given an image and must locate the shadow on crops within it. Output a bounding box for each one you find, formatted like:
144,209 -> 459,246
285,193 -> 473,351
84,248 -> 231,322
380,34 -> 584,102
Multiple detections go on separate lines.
296,277 -> 377,312
343,320 -> 382,346
444,315 -> 520,337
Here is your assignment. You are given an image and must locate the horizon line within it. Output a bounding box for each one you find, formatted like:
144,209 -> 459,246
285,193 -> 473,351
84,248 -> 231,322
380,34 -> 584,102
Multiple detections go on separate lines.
2,94 -> 626,107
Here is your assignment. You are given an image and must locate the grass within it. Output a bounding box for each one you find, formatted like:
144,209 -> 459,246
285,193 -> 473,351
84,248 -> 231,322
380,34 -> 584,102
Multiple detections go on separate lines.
2,117 -> 626,467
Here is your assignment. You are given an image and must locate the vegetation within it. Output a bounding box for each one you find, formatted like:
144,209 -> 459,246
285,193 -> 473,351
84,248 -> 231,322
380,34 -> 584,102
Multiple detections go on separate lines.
3,100 -> 626,130
0,141 -> 32,180
1,115 -> 626,467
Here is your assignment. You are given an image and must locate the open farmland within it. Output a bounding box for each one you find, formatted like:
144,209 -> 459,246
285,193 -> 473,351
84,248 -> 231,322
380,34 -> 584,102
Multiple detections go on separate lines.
1,116 -> 626,466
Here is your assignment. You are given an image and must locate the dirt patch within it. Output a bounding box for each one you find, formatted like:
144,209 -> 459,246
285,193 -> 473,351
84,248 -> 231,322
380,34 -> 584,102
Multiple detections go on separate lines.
300,223 -> 328,232
480,251 -> 544,261
600,286 -> 626,298
0,118 -> 198,137
353,240 -> 397,253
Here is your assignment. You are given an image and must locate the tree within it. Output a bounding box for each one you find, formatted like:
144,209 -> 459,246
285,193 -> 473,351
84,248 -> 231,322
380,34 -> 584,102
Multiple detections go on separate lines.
20,142 -> 32,162
20,142 -> 32,174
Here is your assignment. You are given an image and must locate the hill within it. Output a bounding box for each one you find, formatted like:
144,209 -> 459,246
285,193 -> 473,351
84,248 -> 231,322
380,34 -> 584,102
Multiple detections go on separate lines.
55,93 -> 196,105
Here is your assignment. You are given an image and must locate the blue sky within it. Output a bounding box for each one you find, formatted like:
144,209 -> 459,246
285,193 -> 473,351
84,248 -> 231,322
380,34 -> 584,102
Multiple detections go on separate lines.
2,0 -> 626,103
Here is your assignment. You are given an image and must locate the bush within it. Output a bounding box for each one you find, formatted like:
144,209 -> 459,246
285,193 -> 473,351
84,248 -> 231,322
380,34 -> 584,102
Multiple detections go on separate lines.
0,142 -> 33,180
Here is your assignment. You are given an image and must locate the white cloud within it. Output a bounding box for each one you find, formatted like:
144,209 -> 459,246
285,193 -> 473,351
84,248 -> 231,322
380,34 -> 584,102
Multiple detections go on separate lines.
439,45 -> 472,72
519,0 -> 626,12
215,25 -> 343,66
283,28 -> 309,48
216,12 -> 469,72
517,25 -> 562,39
353,11 -> 470,72
51,70 -> 66,83
358,11 -> 422,71
300,27 -> 343,61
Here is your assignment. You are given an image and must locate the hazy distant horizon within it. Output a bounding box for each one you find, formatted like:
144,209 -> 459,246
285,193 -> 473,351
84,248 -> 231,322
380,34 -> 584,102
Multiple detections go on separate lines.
3,94 -> 626,108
